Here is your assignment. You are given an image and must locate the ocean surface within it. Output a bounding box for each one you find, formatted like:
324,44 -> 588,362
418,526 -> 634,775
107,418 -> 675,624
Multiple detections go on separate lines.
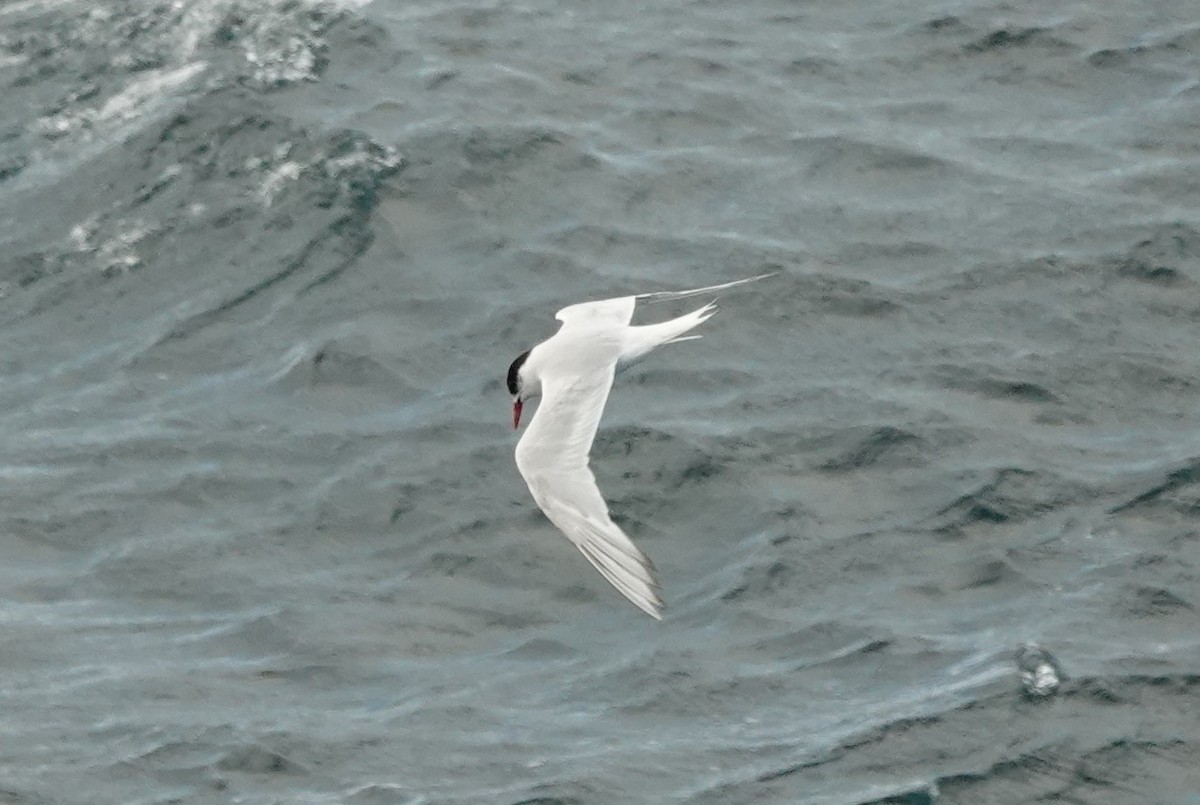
2,0 -> 1199,802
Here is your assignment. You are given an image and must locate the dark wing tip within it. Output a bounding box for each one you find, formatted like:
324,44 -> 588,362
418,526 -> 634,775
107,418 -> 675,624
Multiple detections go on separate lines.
506,350 -> 531,396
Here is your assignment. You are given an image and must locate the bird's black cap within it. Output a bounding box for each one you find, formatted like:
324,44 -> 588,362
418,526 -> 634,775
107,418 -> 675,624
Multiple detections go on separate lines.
506,350 -> 531,396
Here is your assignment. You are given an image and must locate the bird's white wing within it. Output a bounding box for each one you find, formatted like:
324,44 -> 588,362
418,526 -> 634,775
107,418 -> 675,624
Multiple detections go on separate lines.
554,295 -> 636,332
515,362 -> 665,619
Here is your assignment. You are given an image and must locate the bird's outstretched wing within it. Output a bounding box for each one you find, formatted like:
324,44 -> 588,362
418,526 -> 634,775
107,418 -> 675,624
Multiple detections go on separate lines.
515,364 -> 665,619
554,296 -> 636,332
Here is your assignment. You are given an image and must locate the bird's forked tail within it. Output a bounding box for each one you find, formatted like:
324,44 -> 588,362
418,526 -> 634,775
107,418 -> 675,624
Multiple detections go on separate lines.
618,301 -> 717,368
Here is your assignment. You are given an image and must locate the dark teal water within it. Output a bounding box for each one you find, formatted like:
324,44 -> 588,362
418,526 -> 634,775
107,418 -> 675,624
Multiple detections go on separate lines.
1,1 -> 1198,802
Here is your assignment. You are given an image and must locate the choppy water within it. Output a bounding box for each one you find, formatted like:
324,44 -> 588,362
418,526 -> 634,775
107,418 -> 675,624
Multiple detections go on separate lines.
2,0 -> 1199,802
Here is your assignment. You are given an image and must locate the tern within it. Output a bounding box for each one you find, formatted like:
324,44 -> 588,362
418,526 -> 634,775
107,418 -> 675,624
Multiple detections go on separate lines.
506,273 -> 773,619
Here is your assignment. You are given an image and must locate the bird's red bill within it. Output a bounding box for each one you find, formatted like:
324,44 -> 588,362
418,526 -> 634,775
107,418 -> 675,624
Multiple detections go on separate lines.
513,400 -> 523,429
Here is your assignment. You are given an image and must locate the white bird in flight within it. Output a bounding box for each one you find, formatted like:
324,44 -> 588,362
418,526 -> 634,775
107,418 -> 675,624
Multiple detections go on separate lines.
506,273 -> 773,619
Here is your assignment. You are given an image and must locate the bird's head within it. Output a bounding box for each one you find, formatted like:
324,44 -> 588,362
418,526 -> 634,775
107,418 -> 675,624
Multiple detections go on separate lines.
506,349 -> 538,429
